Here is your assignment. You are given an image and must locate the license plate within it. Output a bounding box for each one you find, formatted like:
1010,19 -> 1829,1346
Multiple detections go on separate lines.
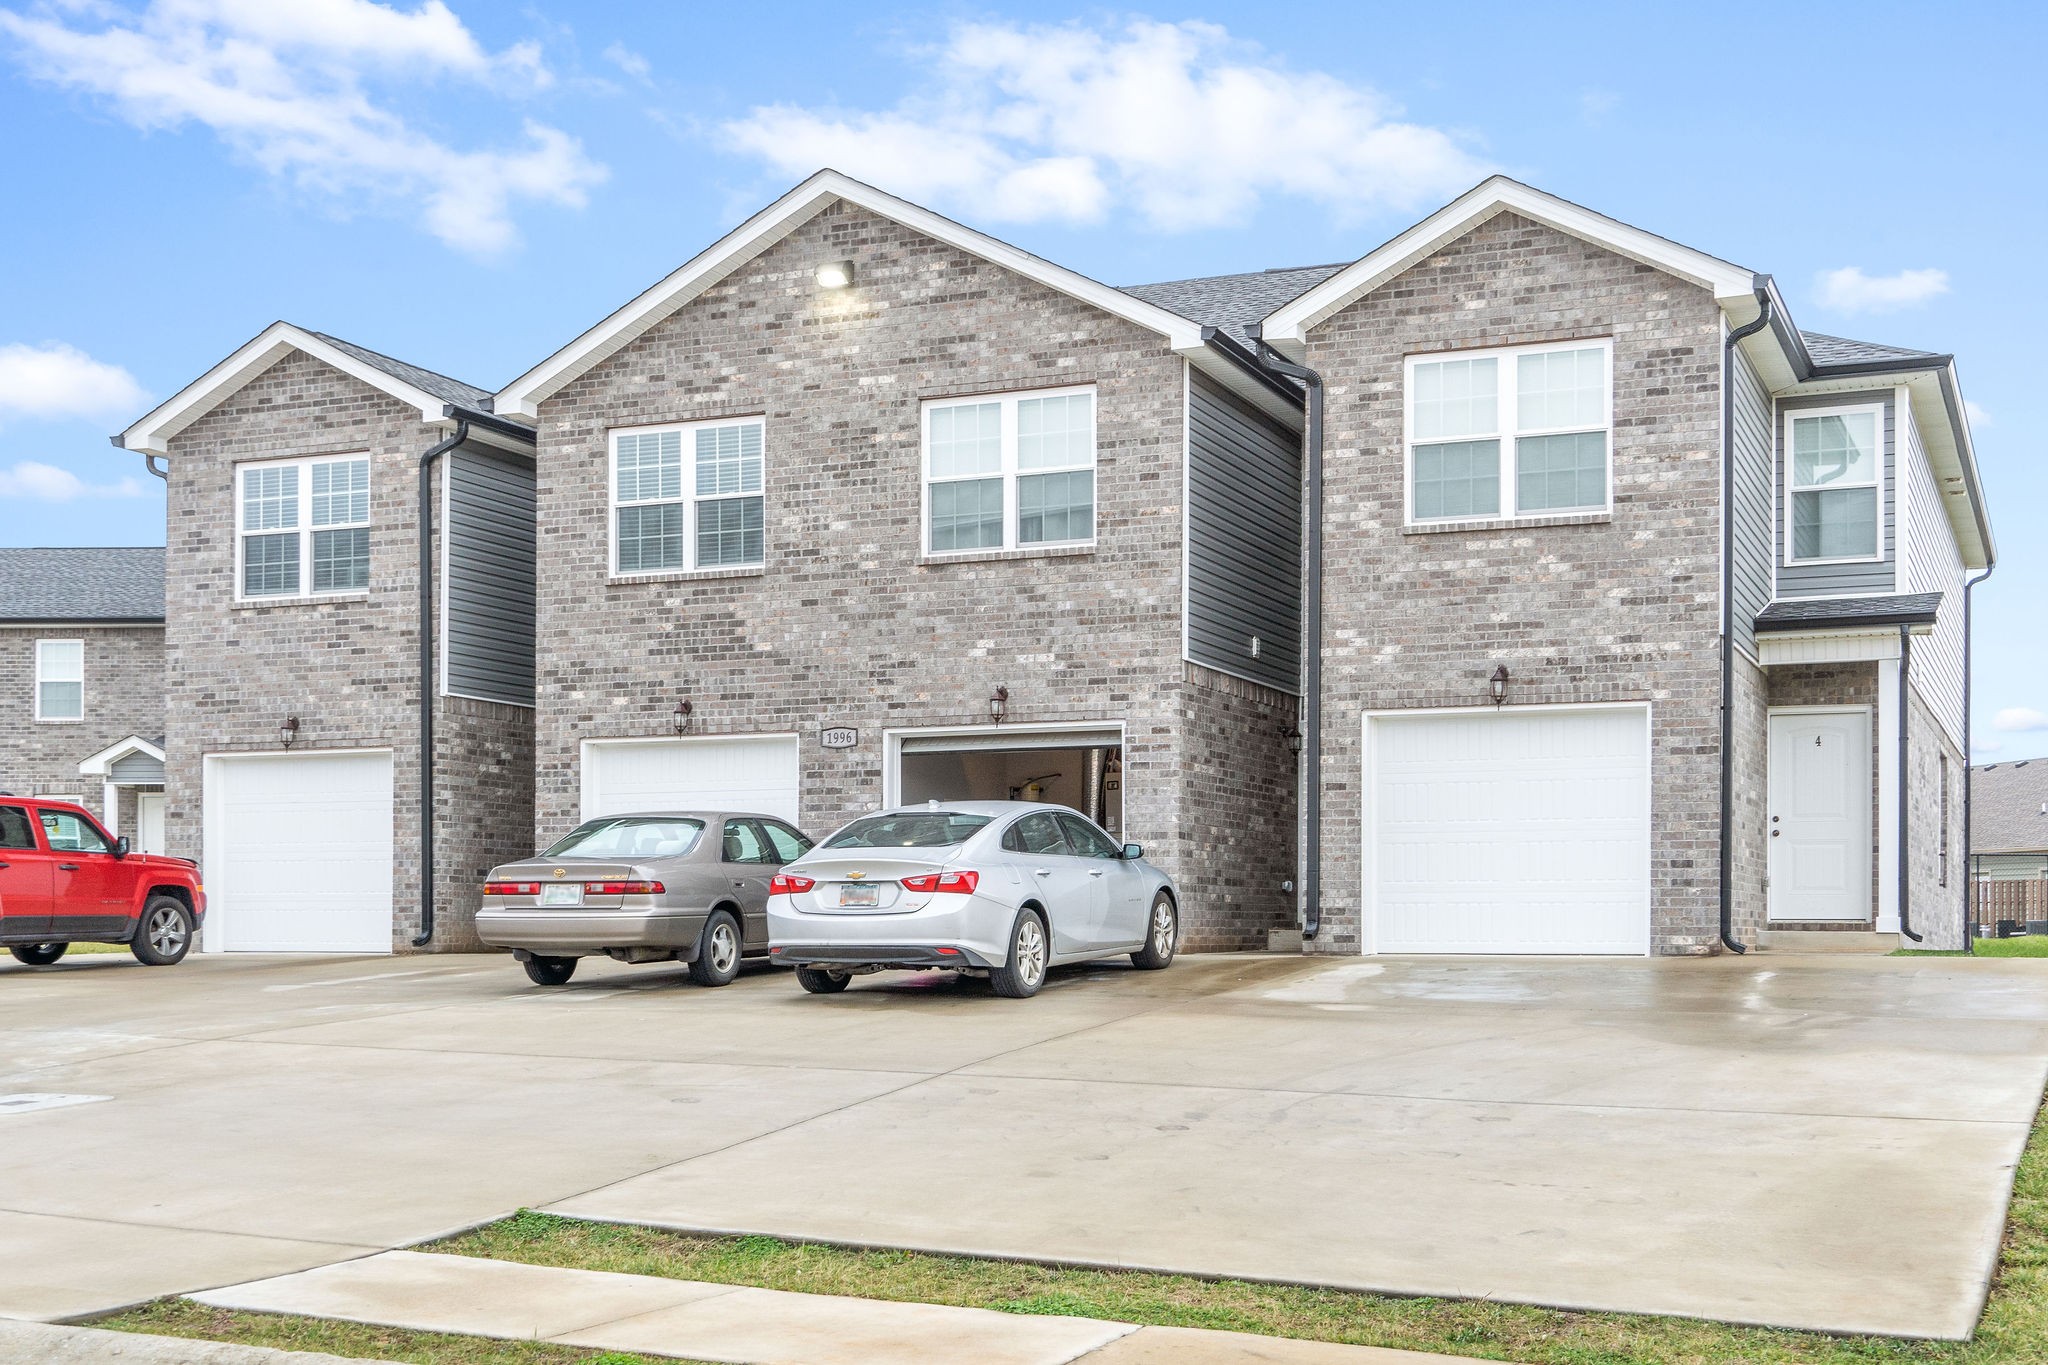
838,884 -> 879,907
540,883 -> 583,907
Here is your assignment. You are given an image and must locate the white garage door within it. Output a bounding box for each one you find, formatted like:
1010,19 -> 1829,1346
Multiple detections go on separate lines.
582,736 -> 800,824
204,750 -> 394,953
1366,706 -> 1650,954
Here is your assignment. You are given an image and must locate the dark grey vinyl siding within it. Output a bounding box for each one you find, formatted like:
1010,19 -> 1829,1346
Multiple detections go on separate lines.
1730,347 -> 1774,654
1186,367 -> 1301,693
445,446 -> 537,706
1776,390 -> 1895,597
109,752 -> 165,784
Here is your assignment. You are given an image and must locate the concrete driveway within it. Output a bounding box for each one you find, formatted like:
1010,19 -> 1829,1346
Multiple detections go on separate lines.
0,949 -> 2042,1339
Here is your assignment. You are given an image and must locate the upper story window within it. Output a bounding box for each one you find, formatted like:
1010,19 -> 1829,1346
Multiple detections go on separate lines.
237,454 -> 372,600
923,386 -> 1096,554
611,418 -> 765,576
34,639 -> 82,721
1405,340 -> 1612,524
1787,405 -> 1882,563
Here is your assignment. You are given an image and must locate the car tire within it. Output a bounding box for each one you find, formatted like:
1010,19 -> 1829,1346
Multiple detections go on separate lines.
10,943 -> 66,966
1130,893 -> 1177,970
523,955 -> 577,986
130,897 -> 194,965
990,908 -> 1049,999
795,965 -> 850,994
688,910 -> 743,987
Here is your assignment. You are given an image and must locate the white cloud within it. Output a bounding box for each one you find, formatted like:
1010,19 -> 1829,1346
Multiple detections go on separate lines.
719,18 -> 1491,230
0,460 -> 149,500
602,41 -> 648,82
0,342 -> 149,420
0,0 -> 604,254
1579,89 -> 1618,124
1995,707 -> 2048,733
1966,399 -> 1991,428
1973,737 -> 2004,757
1815,266 -> 1950,314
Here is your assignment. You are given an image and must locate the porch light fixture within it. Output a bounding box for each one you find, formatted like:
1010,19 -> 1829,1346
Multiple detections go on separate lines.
279,716 -> 300,749
989,685 -> 1010,725
1489,664 -> 1510,709
1284,724 -> 1304,756
672,698 -> 694,734
815,260 -> 854,290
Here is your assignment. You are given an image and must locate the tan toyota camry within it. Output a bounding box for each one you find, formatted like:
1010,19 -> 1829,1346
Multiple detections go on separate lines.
477,811 -> 814,987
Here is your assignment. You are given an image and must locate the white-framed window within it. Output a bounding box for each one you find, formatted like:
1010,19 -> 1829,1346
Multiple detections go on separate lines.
34,639 -> 83,721
1404,339 -> 1613,524
922,385 -> 1096,554
235,453 -> 372,600
609,417 -> 766,576
1785,403 -> 1883,564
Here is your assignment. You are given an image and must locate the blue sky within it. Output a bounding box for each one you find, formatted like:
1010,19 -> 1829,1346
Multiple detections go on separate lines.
1,1 -> 2041,759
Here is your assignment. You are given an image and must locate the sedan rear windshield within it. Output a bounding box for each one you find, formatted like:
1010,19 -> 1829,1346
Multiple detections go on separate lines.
822,813 -> 994,849
544,818 -> 704,859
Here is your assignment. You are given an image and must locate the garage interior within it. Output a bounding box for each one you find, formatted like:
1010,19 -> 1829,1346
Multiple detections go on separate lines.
897,733 -> 1124,838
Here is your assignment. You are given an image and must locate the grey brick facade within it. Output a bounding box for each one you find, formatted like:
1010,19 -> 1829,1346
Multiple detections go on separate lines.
0,623 -> 165,817
530,201 -> 1296,951
162,350 -> 533,951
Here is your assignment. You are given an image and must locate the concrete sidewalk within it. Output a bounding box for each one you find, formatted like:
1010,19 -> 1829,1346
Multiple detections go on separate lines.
190,1249 -> 1498,1364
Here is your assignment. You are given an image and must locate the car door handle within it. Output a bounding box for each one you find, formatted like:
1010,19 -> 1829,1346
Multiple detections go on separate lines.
1088,870 -> 1105,878
1034,869 -> 1052,877
58,863 -> 79,871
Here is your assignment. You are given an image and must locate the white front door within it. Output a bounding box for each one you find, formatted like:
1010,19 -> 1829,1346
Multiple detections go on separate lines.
134,793 -> 165,855
1366,705 -> 1652,954
203,751 -> 395,952
1768,710 -> 1871,922
582,736 -> 800,824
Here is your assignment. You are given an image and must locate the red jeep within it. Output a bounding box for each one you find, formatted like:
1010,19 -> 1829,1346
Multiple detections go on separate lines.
0,796 -> 205,966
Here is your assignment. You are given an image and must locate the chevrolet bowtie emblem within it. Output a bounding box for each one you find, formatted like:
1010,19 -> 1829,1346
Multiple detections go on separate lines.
847,871 -> 866,880
552,868 -> 566,878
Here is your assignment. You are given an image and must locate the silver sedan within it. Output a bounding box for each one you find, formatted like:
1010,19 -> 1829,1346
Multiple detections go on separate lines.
766,801 -> 1178,998
477,811 -> 813,986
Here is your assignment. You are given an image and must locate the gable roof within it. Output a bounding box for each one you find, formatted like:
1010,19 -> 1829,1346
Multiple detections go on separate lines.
1122,264 -> 1347,349
78,735 -> 166,778
0,547 -> 164,623
1973,760 -> 2048,854
116,322 -> 523,458
494,169 -> 1299,426
1799,331 -> 1945,368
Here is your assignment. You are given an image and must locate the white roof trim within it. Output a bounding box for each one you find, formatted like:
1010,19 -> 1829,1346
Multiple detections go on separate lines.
494,169 -> 1210,421
118,322 -> 455,457
77,735 -> 165,777
1260,176 -> 1758,354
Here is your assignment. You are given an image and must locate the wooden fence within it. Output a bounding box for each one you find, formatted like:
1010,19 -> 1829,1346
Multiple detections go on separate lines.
1974,876 -> 2048,932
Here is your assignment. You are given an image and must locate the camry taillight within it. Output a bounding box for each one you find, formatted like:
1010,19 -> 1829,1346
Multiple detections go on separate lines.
585,881 -> 663,895
902,870 -> 979,895
770,874 -> 816,895
483,881 -> 539,896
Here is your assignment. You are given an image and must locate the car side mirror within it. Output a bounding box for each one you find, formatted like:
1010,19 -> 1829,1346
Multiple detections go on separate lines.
1122,842 -> 1143,861
113,836 -> 130,859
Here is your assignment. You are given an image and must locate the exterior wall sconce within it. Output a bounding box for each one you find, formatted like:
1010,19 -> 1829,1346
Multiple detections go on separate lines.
1284,724 -> 1304,755
1489,664 -> 1510,708
279,716 -> 300,749
989,685 -> 1010,725
672,698 -> 694,734
815,260 -> 854,290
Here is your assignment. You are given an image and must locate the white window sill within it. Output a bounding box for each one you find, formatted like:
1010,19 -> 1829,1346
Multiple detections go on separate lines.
1403,511 -> 1612,536
1784,556 -> 1886,568
231,593 -> 370,610
608,565 -> 766,585
919,543 -> 1096,567
34,717 -> 84,725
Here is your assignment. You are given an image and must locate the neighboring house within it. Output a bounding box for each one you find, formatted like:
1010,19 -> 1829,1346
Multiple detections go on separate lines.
115,323 -> 540,953
492,170 -> 1305,951
1972,761 -> 2048,927
1257,177 -> 1992,953
0,547 -> 169,851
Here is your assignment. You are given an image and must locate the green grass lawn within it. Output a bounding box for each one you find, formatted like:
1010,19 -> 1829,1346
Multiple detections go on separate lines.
1899,937 -> 2048,958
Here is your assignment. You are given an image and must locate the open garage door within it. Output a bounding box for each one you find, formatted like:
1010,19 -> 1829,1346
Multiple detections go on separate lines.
893,726 -> 1124,837
1366,705 -> 1650,954
582,736 -> 800,824
203,750 -> 394,953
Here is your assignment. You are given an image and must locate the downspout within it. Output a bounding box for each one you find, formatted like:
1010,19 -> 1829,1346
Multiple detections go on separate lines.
1248,332 -> 1325,940
414,420 -> 469,948
1718,277 -> 1774,954
1898,623 -> 1921,942
142,455 -> 169,481
1961,564 -> 1994,952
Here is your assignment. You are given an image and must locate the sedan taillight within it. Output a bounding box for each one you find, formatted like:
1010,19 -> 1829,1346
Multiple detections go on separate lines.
483,881 -> 539,896
585,881 -> 663,895
901,870 -> 979,894
770,873 -> 816,896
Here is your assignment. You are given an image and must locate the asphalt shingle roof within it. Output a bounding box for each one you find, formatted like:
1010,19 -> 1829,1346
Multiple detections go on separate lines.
306,330 -> 499,413
1973,760 -> 2048,854
1754,593 -> 1943,632
1121,264 -> 1350,348
0,547 -> 165,622
1800,331 -> 1946,368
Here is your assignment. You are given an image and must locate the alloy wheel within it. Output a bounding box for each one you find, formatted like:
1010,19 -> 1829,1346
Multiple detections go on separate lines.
1015,916 -> 1046,987
1151,900 -> 1175,956
148,906 -> 188,957
709,920 -> 739,975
